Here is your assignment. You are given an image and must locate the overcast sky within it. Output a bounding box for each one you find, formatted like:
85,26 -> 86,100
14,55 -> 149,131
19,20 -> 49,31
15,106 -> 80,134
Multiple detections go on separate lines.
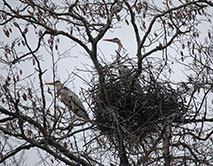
0,0 -> 213,165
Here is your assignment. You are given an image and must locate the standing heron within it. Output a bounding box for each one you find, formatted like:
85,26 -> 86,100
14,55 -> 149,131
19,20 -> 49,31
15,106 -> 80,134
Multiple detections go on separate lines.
45,81 -> 89,121
103,37 -> 132,77
103,37 -> 141,90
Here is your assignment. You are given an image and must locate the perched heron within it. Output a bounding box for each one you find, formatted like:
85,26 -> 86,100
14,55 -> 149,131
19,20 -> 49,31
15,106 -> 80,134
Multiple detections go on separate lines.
45,81 -> 89,120
103,37 -> 132,77
103,37 -> 141,89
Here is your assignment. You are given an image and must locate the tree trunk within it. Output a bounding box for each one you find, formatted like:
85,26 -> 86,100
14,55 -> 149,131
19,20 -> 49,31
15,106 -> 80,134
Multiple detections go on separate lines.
117,136 -> 129,166
163,118 -> 172,166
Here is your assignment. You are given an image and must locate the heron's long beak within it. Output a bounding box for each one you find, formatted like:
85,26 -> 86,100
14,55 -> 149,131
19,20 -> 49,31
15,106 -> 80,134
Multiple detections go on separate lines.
45,82 -> 55,85
103,39 -> 113,42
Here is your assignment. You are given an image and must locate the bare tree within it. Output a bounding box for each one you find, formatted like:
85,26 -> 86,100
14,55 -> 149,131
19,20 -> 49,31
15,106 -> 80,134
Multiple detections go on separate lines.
0,0 -> 213,165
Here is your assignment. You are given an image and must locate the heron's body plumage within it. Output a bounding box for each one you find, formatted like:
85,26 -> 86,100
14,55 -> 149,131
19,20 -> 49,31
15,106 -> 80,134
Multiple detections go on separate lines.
45,81 -> 89,120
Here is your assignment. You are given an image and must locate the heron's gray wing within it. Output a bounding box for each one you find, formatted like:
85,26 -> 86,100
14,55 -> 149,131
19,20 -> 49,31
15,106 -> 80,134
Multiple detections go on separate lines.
63,87 -> 86,112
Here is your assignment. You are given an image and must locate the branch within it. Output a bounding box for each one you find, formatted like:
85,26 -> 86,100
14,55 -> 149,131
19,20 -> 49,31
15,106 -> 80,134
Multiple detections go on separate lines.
136,0 -> 213,76
124,1 -> 141,54
0,144 -> 33,163
68,10 -> 94,43
140,0 -> 212,49
11,29 -> 46,64
17,25 -> 47,130
21,137 -> 80,166
47,138 -> 92,166
142,29 -> 185,59
2,0 -> 92,56
163,118 -> 172,166
0,116 -> 15,123
176,118 -> 213,124
47,29 -> 92,55
184,129 -> 213,141
173,142 -> 199,161
0,106 -> 47,137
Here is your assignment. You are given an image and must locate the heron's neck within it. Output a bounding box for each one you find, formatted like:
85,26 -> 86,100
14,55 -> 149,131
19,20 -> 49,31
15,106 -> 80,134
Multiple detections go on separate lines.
56,84 -> 63,92
116,43 -> 122,63
117,43 -> 122,54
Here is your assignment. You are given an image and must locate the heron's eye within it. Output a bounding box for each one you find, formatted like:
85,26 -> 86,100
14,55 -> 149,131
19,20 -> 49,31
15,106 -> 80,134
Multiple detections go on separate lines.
113,38 -> 119,41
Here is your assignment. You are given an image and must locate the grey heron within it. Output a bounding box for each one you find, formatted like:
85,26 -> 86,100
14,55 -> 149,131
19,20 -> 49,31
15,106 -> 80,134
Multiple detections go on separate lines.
103,38 -> 141,89
103,37 -> 132,77
45,81 -> 89,121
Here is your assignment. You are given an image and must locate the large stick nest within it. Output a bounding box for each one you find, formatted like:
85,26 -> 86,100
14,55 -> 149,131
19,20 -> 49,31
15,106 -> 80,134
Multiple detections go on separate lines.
89,63 -> 187,144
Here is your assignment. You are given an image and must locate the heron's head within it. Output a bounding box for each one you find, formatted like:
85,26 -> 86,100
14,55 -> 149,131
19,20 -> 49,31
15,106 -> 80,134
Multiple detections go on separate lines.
103,37 -> 121,45
45,80 -> 63,89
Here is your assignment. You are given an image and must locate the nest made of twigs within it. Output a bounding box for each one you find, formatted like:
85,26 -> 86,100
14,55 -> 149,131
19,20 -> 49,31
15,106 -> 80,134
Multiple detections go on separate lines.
89,65 -> 187,145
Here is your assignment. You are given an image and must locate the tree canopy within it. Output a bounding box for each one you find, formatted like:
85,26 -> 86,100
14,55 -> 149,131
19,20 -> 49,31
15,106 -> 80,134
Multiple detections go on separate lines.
0,0 -> 213,165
